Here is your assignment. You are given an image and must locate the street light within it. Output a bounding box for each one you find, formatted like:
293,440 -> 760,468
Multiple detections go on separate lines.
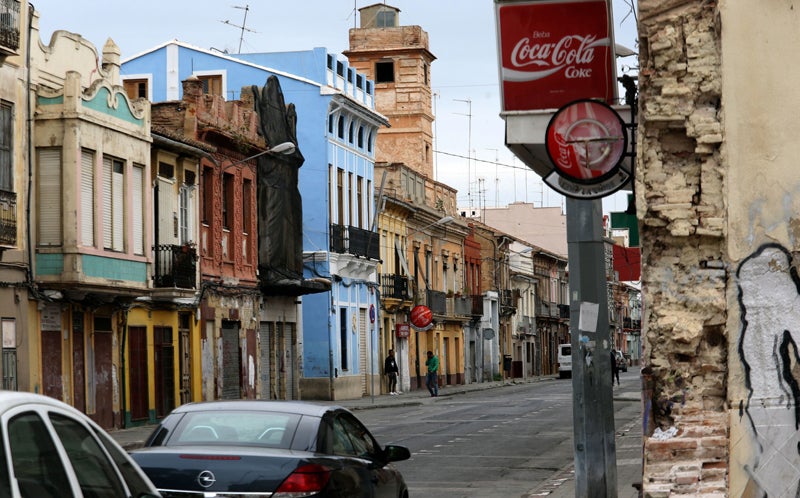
409,215 -> 454,236
226,141 -> 296,167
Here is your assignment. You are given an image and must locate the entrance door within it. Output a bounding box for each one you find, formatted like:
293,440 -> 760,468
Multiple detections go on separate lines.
154,326 -> 175,418
221,321 -> 241,399
128,326 -> 148,421
259,322 -> 272,399
72,312 -> 85,411
42,329 -> 62,400
178,313 -> 191,405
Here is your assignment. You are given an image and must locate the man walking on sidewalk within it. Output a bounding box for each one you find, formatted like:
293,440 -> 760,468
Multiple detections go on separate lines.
426,350 -> 439,397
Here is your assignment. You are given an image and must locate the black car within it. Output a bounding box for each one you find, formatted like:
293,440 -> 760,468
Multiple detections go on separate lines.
129,400 -> 410,497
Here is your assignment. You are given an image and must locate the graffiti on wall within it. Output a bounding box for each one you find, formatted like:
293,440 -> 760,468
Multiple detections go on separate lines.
737,243 -> 800,497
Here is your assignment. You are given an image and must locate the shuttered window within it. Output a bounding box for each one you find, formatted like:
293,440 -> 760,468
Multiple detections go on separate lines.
102,157 -> 125,251
0,102 -> 12,192
38,149 -> 62,246
157,176 -> 176,245
80,149 -> 94,247
179,185 -> 194,244
132,164 -> 144,255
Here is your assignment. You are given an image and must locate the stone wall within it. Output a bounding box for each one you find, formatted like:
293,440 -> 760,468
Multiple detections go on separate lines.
637,1 -> 728,495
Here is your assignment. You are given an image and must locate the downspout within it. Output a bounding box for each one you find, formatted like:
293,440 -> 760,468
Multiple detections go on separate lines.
25,4 -> 34,286
120,307 -> 128,427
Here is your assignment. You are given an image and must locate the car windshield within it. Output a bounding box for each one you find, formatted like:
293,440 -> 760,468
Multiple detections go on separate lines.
168,411 -> 302,449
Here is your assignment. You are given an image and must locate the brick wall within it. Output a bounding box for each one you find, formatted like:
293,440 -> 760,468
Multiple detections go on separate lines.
638,1 -> 728,495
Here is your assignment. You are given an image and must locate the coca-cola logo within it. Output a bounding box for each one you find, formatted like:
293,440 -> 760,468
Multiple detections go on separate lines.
504,34 -> 611,82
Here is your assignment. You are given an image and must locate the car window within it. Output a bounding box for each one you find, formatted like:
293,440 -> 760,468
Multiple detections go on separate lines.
50,413 -> 126,498
0,424 -> 11,496
92,425 -> 156,497
170,410 -> 301,448
334,414 -> 379,460
8,411 -> 74,497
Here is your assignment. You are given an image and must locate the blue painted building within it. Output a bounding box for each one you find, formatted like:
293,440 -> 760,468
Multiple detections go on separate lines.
121,42 -> 388,400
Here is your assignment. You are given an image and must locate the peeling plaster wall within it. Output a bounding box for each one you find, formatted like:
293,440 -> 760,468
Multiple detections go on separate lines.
638,0 -> 728,494
640,0 -> 800,495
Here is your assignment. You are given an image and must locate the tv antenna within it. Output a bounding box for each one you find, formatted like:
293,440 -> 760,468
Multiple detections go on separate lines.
221,5 -> 256,53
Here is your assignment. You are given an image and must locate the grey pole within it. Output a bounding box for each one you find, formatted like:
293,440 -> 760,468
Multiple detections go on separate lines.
566,197 -> 617,497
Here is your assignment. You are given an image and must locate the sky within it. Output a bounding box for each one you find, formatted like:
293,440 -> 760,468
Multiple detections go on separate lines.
32,0 -> 639,215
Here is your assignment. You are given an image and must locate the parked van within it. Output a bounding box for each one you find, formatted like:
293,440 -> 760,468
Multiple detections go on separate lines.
558,343 -> 572,378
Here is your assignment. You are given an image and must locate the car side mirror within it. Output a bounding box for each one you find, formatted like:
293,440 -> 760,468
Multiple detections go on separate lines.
382,444 -> 411,463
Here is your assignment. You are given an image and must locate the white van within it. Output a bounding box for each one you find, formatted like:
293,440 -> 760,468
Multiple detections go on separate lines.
558,343 -> 572,378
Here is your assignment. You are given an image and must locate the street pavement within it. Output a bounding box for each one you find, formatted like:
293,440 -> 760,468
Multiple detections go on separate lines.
110,373 -> 643,497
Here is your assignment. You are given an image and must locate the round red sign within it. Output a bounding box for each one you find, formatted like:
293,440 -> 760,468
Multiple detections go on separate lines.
545,99 -> 627,185
409,305 -> 433,330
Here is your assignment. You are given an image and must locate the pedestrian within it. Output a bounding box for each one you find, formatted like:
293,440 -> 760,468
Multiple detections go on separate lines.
610,349 -> 620,386
384,349 -> 400,395
425,350 -> 439,397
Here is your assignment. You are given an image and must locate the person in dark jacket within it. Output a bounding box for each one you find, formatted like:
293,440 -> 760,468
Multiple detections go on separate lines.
610,349 -> 620,386
384,349 -> 400,395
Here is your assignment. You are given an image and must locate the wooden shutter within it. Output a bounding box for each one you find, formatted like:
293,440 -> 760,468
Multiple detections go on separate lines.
132,164 -> 144,255
38,149 -> 62,246
80,150 -> 94,247
102,157 -> 112,249
157,177 -> 176,245
112,161 -> 123,251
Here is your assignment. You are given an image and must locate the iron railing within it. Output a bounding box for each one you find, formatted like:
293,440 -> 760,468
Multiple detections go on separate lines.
380,273 -> 410,300
153,244 -> 197,289
329,224 -> 379,260
0,189 -> 15,245
426,289 -> 446,315
0,0 -> 20,52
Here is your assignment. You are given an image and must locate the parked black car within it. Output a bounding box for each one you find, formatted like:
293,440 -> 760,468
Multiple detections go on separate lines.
130,400 -> 410,497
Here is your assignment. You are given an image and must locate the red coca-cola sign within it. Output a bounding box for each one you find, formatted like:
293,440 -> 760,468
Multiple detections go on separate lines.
409,305 -> 433,331
496,0 -> 616,111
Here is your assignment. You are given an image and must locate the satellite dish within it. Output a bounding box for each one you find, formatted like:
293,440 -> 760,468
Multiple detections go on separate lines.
482,328 -> 495,340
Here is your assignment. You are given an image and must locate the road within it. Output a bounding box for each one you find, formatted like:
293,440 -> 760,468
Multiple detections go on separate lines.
358,370 -> 643,497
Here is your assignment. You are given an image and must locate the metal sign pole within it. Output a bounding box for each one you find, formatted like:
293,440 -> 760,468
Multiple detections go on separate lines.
567,197 -> 617,497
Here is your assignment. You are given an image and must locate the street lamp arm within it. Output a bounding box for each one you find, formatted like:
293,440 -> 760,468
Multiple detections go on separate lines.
226,141 -> 296,168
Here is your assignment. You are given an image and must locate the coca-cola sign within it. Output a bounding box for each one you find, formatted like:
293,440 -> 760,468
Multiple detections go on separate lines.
496,0 -> 616,111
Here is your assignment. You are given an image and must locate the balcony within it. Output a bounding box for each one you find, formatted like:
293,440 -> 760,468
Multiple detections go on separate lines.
470,294 -> 483,317
453,295 -> 472,316
500,289 -> 518,317
330,224 -> 379,260
0,0 -> 20,57
153,244 -> 197,289
558,304 -> 570,319
381,273 -> 410,301
426,289 -> 446,315
0,189 -> 15,245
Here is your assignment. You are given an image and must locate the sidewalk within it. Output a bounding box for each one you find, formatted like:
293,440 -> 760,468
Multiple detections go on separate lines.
110,375 -> 643,497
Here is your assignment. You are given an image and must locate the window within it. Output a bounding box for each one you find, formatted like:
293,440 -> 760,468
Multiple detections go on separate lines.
132,164 -> 144,255
424,63 -> 429,85
198,74 -> 222,96
336,168 -> 344,225
102,157 -> 124,251
2,318 -> 15,390
367,131 -> 373,153
202,166 -> 214,225
328,115 -> 334,135
158,162 -> 174,179
179,183 -> 195,244
337,116 -> 345,139
357,127 -> 364,148
123,79 -> 148,100
376,9 -> 396,27
8,412 -> 72,497
38,148 -> 62,246
356,177 -> 363,228
242,179 -> 252,234
339,308 -> 348,370
50,413 -> 126,497
348,122 -> 354,143
0,101 -> 11,191
348,172 -> 353,226
80,149 -> 94,247
375,61 -> 394,83
223,172 -> 234,230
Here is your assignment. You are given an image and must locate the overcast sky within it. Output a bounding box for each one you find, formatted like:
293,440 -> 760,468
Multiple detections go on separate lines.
32,0 -> 639,214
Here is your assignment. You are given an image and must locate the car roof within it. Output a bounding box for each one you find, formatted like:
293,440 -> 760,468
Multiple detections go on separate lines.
167,400 -> 347,417
0,391 -> 86,414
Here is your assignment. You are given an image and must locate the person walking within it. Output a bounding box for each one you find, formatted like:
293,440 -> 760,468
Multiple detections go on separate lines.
425,350 -> 439,397
384,349 -> 400,395
610,349 -> 620,386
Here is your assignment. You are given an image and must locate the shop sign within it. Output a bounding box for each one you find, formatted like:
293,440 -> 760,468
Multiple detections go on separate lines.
409,305 -> 434,331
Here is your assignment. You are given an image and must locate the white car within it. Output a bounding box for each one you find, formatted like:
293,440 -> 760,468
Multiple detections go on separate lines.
0,391 -> 160,497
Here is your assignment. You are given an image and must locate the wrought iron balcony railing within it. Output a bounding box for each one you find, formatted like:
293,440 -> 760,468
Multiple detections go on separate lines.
426,289 -> 447,315
0,0 -> 20,52
0,189 -> 16,245
153,244 -> 197,289
330,224 -> 379,260
380,273 -> 410,300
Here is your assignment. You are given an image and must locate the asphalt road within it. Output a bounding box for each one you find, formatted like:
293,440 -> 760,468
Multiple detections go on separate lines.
357,370 -> 643,497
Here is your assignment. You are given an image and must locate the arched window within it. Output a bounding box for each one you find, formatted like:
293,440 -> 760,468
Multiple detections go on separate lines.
348,121 -> 354,143
337,116 -> 345,139
328,114 -> 334,135
357,126 -> 364,148
367,130 -> 373,153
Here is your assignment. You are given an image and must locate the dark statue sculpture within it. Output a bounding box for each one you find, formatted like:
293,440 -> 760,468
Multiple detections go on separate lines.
250,76 -> 329,295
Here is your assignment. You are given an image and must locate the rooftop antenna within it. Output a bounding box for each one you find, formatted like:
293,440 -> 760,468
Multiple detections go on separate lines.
221,5 -> 256,53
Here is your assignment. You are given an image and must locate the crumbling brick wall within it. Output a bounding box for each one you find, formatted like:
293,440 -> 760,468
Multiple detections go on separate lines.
637,1 -> 728,495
